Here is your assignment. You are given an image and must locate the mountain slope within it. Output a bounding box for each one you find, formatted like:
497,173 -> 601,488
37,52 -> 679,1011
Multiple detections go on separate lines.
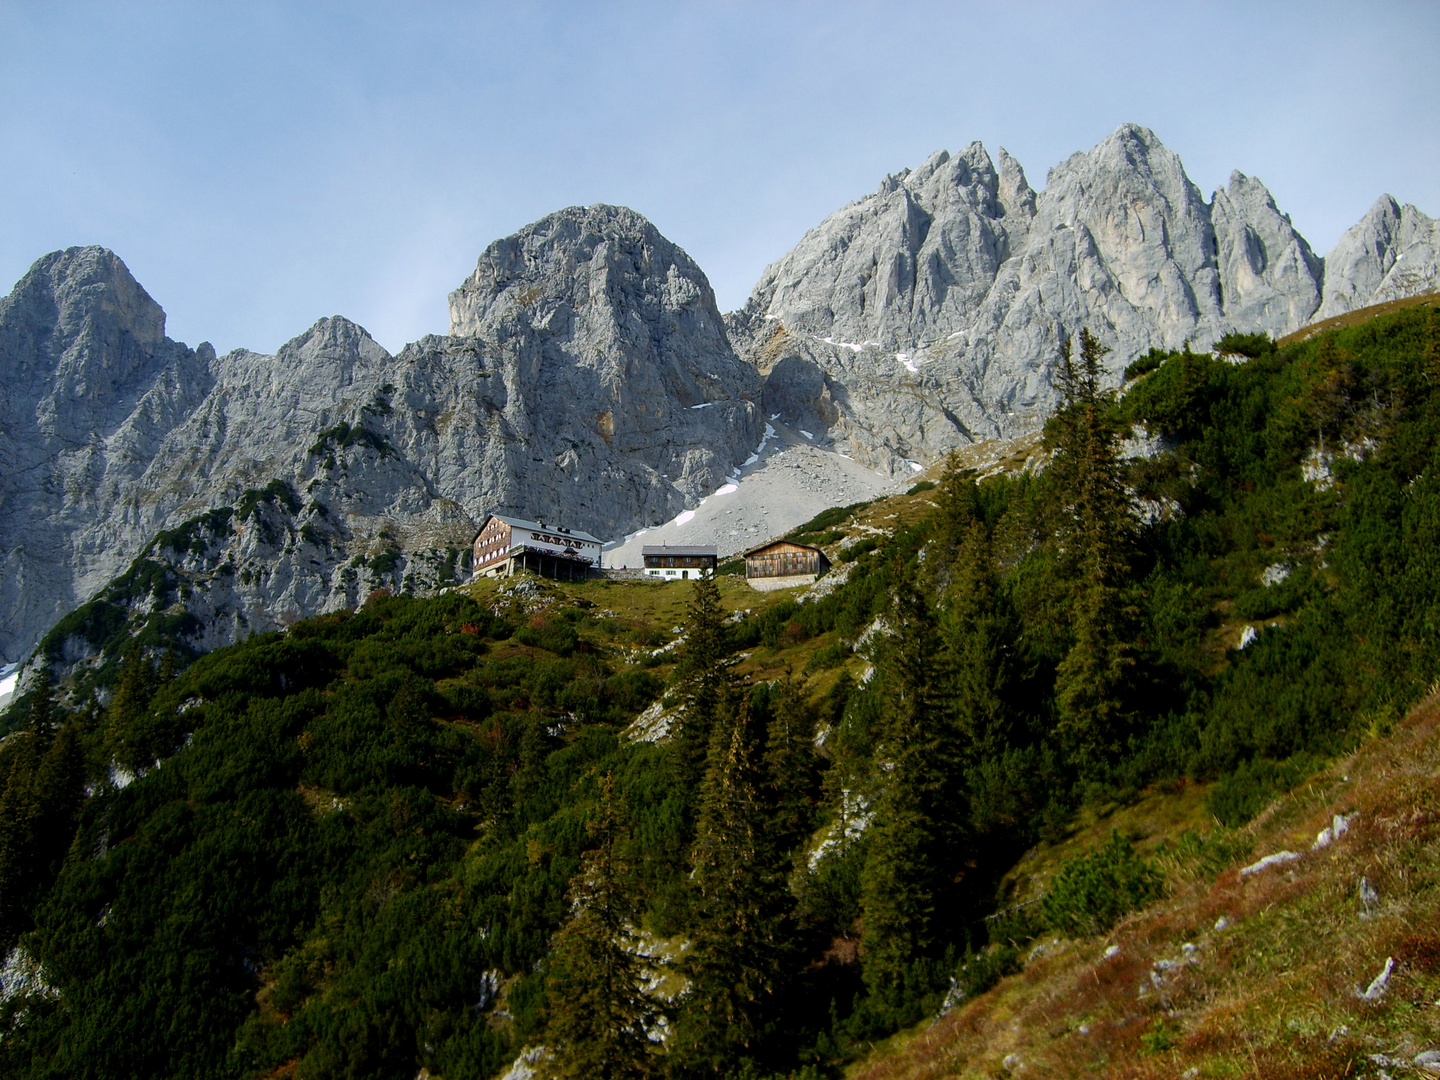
848,693 -> 1440,1080
0,208 -> 759,666
742,123 -> 1438,474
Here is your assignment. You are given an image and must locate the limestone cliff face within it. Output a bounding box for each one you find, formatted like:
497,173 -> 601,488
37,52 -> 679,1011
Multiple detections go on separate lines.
741,124 -> 1427,474
0,207 -> 759,667
4,127 -> 1434,671
1317,196 -> 1440,319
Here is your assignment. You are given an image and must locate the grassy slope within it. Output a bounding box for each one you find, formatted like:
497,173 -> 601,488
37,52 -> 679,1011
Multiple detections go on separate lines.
1278,292 -> 1440,347
847,695 -> 1440,1079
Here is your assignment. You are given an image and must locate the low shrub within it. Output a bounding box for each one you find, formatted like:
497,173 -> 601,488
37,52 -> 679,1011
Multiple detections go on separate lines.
1041,830 -> 1164,937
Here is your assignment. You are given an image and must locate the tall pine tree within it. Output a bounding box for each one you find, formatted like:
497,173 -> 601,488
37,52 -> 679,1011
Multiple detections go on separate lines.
859,563 -> 952,996
942,520 -> 1014,768
671,573 -> 737,791
1046,329 -> 1135,769
763,673 -> 820,852
673,687 -> 793,1077
543,773 -> 658,1080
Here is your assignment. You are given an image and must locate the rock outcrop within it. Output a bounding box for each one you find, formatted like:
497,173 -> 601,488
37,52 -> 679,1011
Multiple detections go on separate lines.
0,207 -> 759,667
1317,195 -> 1440,318
4,125 -> 1435,672
740,124 -> 1431,473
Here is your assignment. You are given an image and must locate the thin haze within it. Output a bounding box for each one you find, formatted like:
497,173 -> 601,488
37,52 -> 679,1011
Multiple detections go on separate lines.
2,1 -> 1437,356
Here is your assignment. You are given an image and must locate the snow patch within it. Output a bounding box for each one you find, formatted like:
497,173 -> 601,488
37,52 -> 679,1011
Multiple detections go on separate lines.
800,430 -> 814,440
906,460 -> 924,473
673,510 -> 696,527
741,423 -> 778,467
895,351 -> 920,373
689,402 -> 715,409
822,337 -> 875,353
713,484 -> 737,496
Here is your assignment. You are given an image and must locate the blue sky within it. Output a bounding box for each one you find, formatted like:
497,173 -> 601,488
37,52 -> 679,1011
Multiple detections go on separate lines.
2,1 -> 1437,355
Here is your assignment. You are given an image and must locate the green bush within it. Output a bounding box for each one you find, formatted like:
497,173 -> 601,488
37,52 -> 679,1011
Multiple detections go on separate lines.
1041,831 -> 1164,937
1123,347 -> 1168,381
803,641 -> 849,673
1205,754 -> 1319,826
839,538 -> 878,562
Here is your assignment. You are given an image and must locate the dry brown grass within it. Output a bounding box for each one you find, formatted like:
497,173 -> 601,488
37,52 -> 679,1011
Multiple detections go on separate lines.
1277,293 -> 1440,347
848,695 -> 1440,1080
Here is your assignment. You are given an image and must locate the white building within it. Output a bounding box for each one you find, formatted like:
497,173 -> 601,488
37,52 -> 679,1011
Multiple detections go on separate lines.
640,544 -> 718,580
472,514 -> 604,581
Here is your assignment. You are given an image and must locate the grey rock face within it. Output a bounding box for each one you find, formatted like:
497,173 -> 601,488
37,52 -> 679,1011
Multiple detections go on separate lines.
443,205 -> 760,530
1212,170 -> 1324,334
1317,195 -> 1440,318
743,124 -> 1428,473
1,209 -> 759,666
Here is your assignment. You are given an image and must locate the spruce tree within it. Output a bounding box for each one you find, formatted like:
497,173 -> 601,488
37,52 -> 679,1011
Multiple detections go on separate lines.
105,643 -> 159,769
927,453 -> 982,592
544,773 -> 658,1080
671,573 -> 737,790
859,563 -> 951,996
673,687 -> 793,1076
0,749 -> 40,950
33,720 -> 87,881
763,672 -> 819,851
942,521 -> 1013,768
1046,330 -> 1134,768
1427,307 -> 1440,385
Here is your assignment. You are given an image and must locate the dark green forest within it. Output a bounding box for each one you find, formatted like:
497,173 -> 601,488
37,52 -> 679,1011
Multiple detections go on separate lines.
1,304 -> 1438,1079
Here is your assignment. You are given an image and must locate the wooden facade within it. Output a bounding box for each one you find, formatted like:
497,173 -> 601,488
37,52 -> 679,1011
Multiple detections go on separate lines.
743,540 -> 830,590
641,545 -> 717,580
472,514 -> 604,581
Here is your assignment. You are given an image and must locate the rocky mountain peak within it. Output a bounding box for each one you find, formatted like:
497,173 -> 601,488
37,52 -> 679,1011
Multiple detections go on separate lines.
21,245 -> 166,350
1318,195 -> 1440,318
740,121 -> 1426,475
448,204 -> 723,345
0,247 -> 169,395
995,147 -> 1036,221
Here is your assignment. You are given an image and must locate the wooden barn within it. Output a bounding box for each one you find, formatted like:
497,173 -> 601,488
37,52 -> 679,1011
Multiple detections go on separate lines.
743,540 -> 830,591
472,514 -> 604,581
641,544 -> 717,580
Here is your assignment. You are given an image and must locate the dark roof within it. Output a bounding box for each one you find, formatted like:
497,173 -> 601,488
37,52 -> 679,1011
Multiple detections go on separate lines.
480,513 -> 603,545
640,544 -> 717,557
743,539 -> 826,557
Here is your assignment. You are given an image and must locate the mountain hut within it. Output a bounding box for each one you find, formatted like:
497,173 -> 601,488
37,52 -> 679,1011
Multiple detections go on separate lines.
472,514 -> 604,581
742,539 -> 830,591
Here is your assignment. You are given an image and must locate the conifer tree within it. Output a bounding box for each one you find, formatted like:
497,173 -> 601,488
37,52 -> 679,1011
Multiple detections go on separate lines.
942,521 -> 1013,768
673,687 -> 793,1076
0,746 -> 41,949
544,773 -> 657,1080
1046,330 -> 1135,768
859,564 -> 951,996
671,572 -> 737,790
105,643 -> 158,768
763,672 -> 819,851
927,453 -> 982,592
32,720 -> 86,881
1427,307 -> 1440,386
